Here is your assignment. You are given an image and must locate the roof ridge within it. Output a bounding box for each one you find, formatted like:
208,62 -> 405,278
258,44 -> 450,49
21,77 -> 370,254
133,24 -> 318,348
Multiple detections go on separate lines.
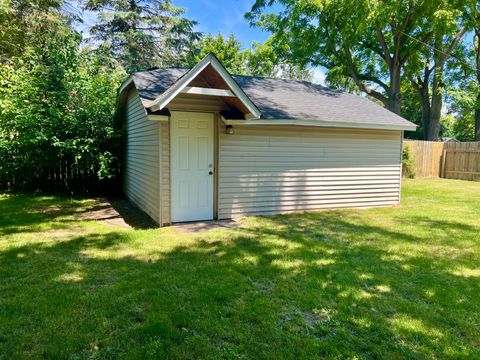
134,67 -> 329,90
133,66 -> 190,75
231,73 -> 329,87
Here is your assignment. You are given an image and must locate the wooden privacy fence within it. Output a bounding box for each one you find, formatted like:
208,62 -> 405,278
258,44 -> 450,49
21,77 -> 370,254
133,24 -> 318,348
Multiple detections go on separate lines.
0,161 -> 122,195
403,140 -> 444,178
403,140 -> 480,181
442,142 -> 480,181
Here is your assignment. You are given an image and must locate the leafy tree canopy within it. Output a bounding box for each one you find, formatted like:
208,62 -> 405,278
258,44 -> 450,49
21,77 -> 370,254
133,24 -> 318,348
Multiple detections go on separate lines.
188,33 -> 313,81
246,0 -> 479,140
245,39 -> 313,81
0,8 -> 125,190
247,0 -> 439,114
187,33 -> 247,75
0,0 -> 65,61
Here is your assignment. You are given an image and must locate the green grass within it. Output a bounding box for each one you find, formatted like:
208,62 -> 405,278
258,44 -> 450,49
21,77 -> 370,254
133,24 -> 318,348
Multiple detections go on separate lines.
1,179 -> 479,359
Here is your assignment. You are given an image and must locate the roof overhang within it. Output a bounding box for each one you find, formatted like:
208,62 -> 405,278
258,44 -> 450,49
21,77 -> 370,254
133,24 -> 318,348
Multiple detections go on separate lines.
221,118 -> 417,131
118,74 -> 134,95
147,54 -> 262,118
146,108 -> 170,122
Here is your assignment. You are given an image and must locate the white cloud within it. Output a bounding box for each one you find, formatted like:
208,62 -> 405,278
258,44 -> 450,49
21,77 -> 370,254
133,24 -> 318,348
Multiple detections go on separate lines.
218,5 -> 246,36
199,0 -> 216,10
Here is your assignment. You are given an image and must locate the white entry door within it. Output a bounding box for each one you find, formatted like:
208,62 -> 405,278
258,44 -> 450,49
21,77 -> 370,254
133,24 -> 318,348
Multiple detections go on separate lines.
171,112 -> 214,222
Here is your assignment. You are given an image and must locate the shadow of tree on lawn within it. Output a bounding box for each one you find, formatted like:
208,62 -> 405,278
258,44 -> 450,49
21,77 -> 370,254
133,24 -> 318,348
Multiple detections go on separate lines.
1,209 -> 479,359
0,194 -> 157,235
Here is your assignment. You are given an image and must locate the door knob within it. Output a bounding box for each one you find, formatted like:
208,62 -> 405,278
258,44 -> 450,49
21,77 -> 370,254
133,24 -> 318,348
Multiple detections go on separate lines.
209,171 -> 213,175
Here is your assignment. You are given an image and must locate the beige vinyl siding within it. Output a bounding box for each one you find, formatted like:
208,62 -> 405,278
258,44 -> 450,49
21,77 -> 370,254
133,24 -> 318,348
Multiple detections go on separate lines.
124,88 -> 160,223
218,125 -> 402,218
160,121 -> 171,225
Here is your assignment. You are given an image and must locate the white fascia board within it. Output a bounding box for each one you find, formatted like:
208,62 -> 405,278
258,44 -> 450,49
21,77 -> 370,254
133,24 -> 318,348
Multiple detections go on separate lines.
148,115 -> 169,122
207,55 -> 262,118
222,118 -> 417,131
181,86 -> 235,97
149,56 -> 211,112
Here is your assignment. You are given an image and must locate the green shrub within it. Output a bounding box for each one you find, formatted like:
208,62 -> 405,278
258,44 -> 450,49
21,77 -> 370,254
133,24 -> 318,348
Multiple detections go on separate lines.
402,144 -> 416,179
0,20 -> 126,192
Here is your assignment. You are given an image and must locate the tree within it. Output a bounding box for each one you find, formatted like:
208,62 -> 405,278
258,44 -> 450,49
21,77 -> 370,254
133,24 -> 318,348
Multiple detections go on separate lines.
188,33 -> 313,80
444,43 -> 479,141
0,0 -> 64,61
83,0 -> 200,72
187,33 -> 247,75
244,40 -> 277,77
247,0 -> 438,115
473,7 -> 480,140
1,16 -> 79,187
401,82 -> 423,139
0,12 -> 125,190
405,1 -> 470,140
245,39 -> 313,81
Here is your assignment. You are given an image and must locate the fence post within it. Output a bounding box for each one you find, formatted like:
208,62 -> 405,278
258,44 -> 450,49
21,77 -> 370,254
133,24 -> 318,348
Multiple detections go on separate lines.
441,148 -> 447,178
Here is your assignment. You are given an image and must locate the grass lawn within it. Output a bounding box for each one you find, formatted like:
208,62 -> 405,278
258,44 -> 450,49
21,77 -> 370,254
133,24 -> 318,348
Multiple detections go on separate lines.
1,179 -> 479,359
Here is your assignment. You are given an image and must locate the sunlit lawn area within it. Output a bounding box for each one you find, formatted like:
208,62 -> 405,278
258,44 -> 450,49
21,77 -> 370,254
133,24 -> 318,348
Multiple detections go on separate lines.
1,179 -> 479,359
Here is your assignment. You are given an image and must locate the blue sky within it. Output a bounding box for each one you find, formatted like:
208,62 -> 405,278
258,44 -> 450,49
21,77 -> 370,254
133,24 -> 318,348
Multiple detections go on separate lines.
175,0 -> 270,48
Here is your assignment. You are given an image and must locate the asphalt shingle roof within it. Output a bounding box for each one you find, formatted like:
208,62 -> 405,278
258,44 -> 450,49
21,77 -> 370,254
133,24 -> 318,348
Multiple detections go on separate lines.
131,67 -> 415,129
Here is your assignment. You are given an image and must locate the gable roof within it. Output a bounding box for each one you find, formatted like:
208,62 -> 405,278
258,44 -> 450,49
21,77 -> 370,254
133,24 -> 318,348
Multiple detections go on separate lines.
133,54 -> 261,118
122,56 -> 416,131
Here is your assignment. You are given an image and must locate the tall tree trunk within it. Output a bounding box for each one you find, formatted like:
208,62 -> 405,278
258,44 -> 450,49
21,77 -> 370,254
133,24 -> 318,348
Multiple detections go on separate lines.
475,31 -> 480,141
408,67 -> 432,140
427,66 -> 443,140
422,29 -> 467,140
475,105 -> 480,141
420,87 -> 431,140
388,62 -> 402,114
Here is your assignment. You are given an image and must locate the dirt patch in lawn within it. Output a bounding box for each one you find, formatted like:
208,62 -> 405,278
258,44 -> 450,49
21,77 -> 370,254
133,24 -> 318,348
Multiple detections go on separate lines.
75,198 -> 157,229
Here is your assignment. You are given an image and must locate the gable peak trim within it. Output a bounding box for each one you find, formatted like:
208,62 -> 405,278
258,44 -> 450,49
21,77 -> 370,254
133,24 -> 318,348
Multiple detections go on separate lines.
148,54 -> 261,118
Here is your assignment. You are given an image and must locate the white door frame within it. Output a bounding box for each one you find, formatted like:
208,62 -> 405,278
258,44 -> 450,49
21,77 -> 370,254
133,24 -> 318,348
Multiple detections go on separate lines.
170,111 -> 215,222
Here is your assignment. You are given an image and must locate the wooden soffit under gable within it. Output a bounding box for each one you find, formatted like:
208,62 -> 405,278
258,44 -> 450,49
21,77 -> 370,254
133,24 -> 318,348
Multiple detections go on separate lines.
188,64 -> 251,116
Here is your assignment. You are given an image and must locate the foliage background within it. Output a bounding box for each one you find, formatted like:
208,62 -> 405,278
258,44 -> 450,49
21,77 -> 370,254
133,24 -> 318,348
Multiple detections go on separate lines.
0,0 -> 478,193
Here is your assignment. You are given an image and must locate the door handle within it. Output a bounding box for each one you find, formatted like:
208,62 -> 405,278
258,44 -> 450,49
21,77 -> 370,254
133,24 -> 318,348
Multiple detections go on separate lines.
208,171 -> 213,175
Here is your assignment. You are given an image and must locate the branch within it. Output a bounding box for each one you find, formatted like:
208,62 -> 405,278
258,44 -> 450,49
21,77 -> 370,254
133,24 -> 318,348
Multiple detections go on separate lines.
400,31 -> 433,66
342,43 -> 388,104
329,19 -> 388,103
438,26 -> 468,66
395,2 -> 422,66
406,73 -> 420,91
358,73 -> 389,92
361,40 -> 386,61
400,2 -> 415,34
392,27 -> 401,64
376,28 -> 391,67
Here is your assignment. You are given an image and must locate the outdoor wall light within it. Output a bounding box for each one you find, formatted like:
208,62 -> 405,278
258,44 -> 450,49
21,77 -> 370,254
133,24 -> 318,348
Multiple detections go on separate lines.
225,124 -> 234,135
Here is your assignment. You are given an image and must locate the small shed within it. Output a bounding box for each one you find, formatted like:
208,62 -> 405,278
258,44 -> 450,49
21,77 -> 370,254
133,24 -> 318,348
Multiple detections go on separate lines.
117,54 -> 416,226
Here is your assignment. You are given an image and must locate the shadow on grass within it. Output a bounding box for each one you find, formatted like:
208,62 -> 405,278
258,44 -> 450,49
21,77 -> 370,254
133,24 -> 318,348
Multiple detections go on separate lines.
1,211 -> 479,358
0,194 -> 85,235
107,198 -> 158,229
0,194 -> 157,235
